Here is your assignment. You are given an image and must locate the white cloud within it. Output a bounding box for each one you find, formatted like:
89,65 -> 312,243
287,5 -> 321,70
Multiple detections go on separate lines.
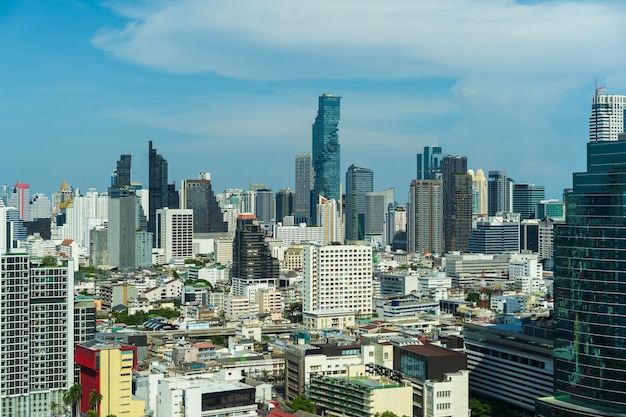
93,0 -> 626,80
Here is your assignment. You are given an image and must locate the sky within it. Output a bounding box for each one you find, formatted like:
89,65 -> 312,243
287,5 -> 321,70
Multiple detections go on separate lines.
2,0 -> 626,203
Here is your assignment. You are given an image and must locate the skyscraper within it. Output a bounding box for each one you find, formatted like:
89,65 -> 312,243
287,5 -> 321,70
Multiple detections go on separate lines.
468,169 -> 487,215
148,141 -> 169,241
407,179 -> 443,254
487,170 -> 513,216
536,137 -> 626,416
254,188 -> 274,224
365,188 -> 394,245
417,145 -> 445,180
231,214 -> 279,297
156,208 -> 193,263
295,152 -> 313,220
345,165 -> 373,242
311,94 -> 341,214
589,86 -> 626,142
513,183 -> 545,220
8,182 -> 30,221
112,154 -> 131,187
275,189 -> 294,224
442,155 -> 472,253
180,173 -> 228,233
107,187 -> 138,269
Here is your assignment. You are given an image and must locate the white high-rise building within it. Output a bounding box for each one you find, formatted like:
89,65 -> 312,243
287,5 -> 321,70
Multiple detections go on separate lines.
302,244 -> 373,316
468,169 -> 487,215
316,196 -> 343,244
156,208 -> 193,263
62,189 -> 108,248
590,87 -> 626,141
365,188 -> 394,246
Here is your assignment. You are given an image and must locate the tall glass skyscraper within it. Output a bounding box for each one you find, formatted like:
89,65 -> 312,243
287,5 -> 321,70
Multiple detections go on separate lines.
513,183 -> 545,220
148,141 -> 169,240
345,164 -> 373,242
417,145 -> 445,180
294,152 -> 313,220
537,138 -> 626,416
312,94 -> 341,203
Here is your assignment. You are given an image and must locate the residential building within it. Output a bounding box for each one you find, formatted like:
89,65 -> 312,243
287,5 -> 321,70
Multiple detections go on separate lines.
180,173 -> 228,234
156,208 -> 193,263
316,196 -> 343,244
274,223 -> 325,246
588,86 -> 626,141
513,183 -> 545,220
468,169 -> 487,215
302,309 -> 356,331
407,180 -> 443,254
345,165 -> 373,243
295,152 -> 313,220
387,205 -> 407,251
302,244 -> 373,316
311,94 -> 341,223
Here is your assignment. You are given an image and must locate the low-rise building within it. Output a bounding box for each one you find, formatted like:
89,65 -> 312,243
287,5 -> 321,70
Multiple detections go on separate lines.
303,309 -> 356,331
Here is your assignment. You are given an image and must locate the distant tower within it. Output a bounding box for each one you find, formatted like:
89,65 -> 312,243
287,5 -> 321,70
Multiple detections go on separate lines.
113,154 -> 132,187
365,188 -> 394,245
417,145 -> 445,180
231,214 -> 279,297
180,173 -> 228,233
442,155 -> 472,253
345,165 -> 373,242
254,189 -> 274,224
311,94 -> 341,223
275,189 -> 294,224
513,183 -> 545,220
8,182 -> 31,221
590,85 -> 626,141
408,179 -> 443,254
488,171 -> 513,215
156,208 -> 193,263
148,141 -> 169,241
294,152 -> 313,220
468,169 -> 488,215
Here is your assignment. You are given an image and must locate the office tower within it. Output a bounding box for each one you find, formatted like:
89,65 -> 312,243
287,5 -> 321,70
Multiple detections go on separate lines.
443,155 -> 472,253
75,340 -> 145,417
148,141 -> 169,240
241,190 -> 256,214
231,214 -> 279,297
317,196 -> 343,244
112,154 -> 132,187
408,180 -> 443,254
254,188 -> 274,224
536,199 -> 565,220
29,193 -> 51,220
345,165 -> 373,242
417,145 -> 445,180
302,244 -> 373,315
365,188 -> 394,245
295,152 -> 313,220
180,173 -> 228,233
275,189 -> 294,224
488,170 -> 513,215
536,137 -> 626,416
589,86 -> 626,141
468,169 -> 488,215
311,94 -> 341,221
5,207 -> 27,249
468,214 -> 520,254
8,182 -> 30,221
0,255 -> 74,416
248,183 -> 266,192
513,183 -> 545,220
520,219 -> 539,252
107,187 -> 139,269
156,208 -> 193,263
387,205 -> 407,251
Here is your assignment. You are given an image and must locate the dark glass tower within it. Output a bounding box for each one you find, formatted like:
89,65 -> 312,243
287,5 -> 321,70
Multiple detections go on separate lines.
312,94 -> 341,205
513,183 -> 545,220
345,164 -> 373,242
442,155 -> 472,253
181,176 -> 227,233
113,154 -> 132,187
275,189 -> 294,224
488,170 -> 513,215
417,145 -> 445,180
148,141 -> 169,241
537,137 -> 626,416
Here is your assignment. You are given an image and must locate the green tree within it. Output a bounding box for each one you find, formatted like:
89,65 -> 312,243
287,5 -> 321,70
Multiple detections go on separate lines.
88,389 -> 103,413
63,383 -> 82,417
286,394 -> 315,413
86,410 -> 98,417
374,412 -> 400,417
470,398 -> 493,417
465,292 -> 480,304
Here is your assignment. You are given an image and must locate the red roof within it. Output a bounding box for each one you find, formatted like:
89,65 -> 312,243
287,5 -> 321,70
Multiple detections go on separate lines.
237,213 -> 256,220
268,409 -> 297,417
61,239 -> 75,246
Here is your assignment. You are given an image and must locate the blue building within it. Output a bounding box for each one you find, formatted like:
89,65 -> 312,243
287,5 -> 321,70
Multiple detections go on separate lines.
312,94 -> 341,205
345,164 -> 373,242
416,145 -> 445,180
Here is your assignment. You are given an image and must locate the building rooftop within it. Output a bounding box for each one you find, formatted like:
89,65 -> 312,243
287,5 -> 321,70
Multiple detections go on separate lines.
399,343 -> 462,357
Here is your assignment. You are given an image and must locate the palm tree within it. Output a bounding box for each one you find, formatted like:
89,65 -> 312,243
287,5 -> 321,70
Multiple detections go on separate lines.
63,384 -> 82,417
50,401 -> 58,417
88,389 -> 103,413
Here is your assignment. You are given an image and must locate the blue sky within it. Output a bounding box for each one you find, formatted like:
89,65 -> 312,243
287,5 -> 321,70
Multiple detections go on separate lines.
2,0 -> 626,202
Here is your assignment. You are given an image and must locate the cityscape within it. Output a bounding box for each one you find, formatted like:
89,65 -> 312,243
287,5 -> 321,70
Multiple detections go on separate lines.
4,2 -> 626,417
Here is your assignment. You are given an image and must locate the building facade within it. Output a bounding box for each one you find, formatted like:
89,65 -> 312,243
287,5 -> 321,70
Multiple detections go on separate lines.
180,174 -> 228,233
295,152 -> 314,220
345,165 -> 373,243
513,183 -> 545,220
407,180 -> 443,254
443,156 -> 472,253
156,208 -> 193,263
589,87 -> 626,142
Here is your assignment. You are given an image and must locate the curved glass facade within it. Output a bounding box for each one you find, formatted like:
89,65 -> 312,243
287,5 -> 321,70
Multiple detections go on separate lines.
552,140 -> 626,413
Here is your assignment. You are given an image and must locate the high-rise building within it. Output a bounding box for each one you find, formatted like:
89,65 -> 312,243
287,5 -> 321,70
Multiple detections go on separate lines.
408,180 -> 443,254
365,188 -> 394,246
180,173 -> 228,233
468,214 -> 520,254
148,141 -> 169,241
536,137 -> 626,416
316,196 -> 343,244
295,152 -> 313,220
275,189 -> 294,224
345,165 -> 373,242
8,182 -> 30,222
0,255 -> 74,417
535,199 -> 565,220
302,244 -> 373,316
254,189 -> 274,224
112,154 -> 132,187
387,205 -> 407,251
156,208 -> 193,264
417,145 -> 445,180
311,94 -> 341,222
108,187 -> 143,269
231,214 -> 279,297
513,183 -> 545,220
488,171 -> 513,216
468,169 -> 488,215
589,86 -> 626,142
443,156 -> 472,253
